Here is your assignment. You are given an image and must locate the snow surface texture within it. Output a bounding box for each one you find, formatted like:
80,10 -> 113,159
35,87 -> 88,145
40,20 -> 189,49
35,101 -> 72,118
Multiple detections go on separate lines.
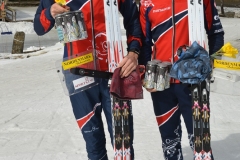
0,6 -> 240,160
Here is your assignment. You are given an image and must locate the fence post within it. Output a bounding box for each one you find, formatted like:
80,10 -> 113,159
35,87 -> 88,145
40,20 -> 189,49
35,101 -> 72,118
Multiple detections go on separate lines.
12,31 -> 25,54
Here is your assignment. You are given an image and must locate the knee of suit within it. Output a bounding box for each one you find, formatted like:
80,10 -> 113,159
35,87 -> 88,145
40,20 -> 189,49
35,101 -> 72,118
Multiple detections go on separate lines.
83,127 -> 107,159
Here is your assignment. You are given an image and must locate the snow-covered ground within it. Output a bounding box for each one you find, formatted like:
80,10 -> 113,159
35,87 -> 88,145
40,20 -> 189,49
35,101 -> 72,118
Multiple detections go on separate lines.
0,6 -> 240,160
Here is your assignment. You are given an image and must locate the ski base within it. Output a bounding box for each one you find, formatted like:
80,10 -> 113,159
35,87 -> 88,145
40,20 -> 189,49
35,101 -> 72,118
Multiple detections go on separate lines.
192,81 -> 212,160
113,97 -> 132,160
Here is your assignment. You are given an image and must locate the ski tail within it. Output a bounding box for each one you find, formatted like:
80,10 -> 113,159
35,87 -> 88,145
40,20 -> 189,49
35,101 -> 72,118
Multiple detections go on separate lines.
112,96 -> 123,159
122,100 -> 131,160
191,85 -> 203,159
200,81 -> 213,160
112,97 -> 132,160
191,81 -> 212,160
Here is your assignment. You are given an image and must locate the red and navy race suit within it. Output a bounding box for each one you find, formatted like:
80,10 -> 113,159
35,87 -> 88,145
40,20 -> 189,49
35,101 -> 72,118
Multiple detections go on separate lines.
139,0 -> 224,65
34,0 -> 141,160
34,0 -> 141,71
139,0 -> 224,159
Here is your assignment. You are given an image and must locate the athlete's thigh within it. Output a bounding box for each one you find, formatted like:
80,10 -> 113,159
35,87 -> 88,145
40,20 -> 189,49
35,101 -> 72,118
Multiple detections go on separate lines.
151,87 -> 181,136
69,82 -> 107,158
174,84 -> 193,134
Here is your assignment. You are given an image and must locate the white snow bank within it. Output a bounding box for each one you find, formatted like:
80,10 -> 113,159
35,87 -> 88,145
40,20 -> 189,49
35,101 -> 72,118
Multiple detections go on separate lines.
0,21 -> 35,34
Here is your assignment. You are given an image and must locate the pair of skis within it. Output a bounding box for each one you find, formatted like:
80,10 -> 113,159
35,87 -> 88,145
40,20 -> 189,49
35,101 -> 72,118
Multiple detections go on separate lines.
112,97 -> 132,160
103,0 -> 132,159
188,0 -> 213,159
191,82 -> 212,160
88,0 -> 131,158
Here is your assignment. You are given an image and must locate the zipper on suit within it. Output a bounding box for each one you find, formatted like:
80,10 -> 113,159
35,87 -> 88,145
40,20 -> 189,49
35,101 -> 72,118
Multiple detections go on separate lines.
171,0 -> 176,83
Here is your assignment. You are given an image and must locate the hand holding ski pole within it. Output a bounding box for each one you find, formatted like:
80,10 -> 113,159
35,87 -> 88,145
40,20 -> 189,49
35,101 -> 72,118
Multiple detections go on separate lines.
118,52 -> 138,78
50,3 -> 70,18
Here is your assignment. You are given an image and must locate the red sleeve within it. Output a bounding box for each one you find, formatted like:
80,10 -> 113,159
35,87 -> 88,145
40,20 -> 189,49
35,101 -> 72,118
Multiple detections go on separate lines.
40,9 -> 52,32
139,3 -> 147,37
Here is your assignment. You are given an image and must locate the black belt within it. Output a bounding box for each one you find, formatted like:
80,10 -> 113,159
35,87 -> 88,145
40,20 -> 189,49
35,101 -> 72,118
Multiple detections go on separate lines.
70,68 -> 113,79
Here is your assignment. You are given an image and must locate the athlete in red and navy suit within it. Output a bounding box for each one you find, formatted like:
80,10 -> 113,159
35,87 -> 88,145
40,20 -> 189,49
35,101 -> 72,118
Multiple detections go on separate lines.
34,0 -> 142,159
138,0 -> 224,159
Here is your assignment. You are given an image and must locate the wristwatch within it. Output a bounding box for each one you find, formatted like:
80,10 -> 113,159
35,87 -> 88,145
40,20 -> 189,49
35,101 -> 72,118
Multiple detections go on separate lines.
129,48 -> 140,55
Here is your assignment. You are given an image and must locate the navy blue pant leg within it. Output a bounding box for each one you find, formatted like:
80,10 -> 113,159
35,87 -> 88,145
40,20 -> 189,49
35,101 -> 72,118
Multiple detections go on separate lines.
100,79 -> 113,145
151,84 -> 193,160
69,79 -> 134,160
69,80 -> 108,160
174,84 -> 194,150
